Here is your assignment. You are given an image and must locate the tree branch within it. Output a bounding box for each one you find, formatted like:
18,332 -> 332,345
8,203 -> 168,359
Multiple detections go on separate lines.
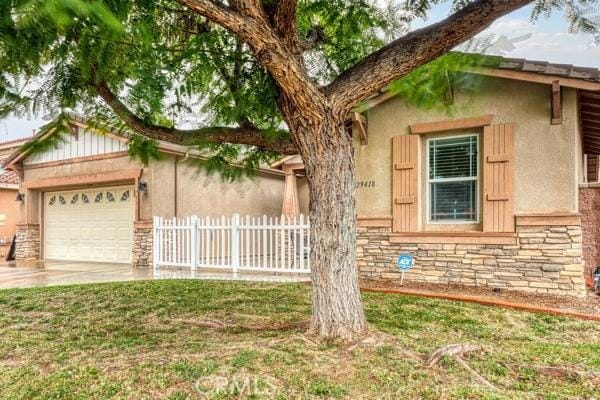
176,0 -> 325,120
93,80 -> 297,154
231,0 -> 268,21
274,0 -> 300,53
174,0 -> 260,40
326,0 -> 533,114
175,0 -> 274,43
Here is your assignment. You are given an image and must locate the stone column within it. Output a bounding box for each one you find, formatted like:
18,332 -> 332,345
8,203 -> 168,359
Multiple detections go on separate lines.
132,220 -> 153,267
15,224 -> 40,260
579,186 -> 600,287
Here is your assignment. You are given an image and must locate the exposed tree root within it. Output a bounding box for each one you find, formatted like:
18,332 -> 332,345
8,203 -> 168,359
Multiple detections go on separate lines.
293,334 -> 319,347
454,355 -> 497,390
427,344 -> 497,391
426,344 -> 484,367
179,318 -> 308,332
344,331 -> 397,352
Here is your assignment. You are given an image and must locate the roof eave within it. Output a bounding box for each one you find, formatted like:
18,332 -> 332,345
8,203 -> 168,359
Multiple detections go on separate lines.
4,114 -> 287,177
359,63 -> 600,112
0,183 -> 19,190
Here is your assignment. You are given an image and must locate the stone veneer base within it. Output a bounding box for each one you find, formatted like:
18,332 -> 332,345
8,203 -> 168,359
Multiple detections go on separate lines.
15,224 -> 40,260
132,221 -> 153,267
357,224 -> 586,297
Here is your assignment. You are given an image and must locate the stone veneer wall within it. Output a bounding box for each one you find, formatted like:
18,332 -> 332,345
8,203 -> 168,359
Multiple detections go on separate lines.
15,224 -> 40,260
579,187 -> 600,286
132,221 -> 153,267
357,223 -> 586,296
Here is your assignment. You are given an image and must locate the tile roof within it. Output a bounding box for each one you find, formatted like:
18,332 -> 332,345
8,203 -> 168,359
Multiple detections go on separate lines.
0,170 -> 19,185
0,136 -> 32,147
496,58 -> 600,82
479,55 -> 600,83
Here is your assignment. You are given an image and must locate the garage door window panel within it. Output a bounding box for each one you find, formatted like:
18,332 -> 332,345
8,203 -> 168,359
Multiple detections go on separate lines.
120,190 -> 130,202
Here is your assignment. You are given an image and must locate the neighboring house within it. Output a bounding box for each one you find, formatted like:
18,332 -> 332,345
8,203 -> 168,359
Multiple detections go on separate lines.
0,170 -> 20,258
0,136 -> 32,159
3,115 -> 295,264
276,56 -> 600,296
0,137 -> 30,258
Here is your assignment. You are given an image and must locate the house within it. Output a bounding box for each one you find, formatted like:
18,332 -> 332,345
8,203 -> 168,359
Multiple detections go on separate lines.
4,55 -> 600,297
335,56 -> 600,296
0,137 -> 30,258
3,115 -> 298,265
274,56 -> 600,296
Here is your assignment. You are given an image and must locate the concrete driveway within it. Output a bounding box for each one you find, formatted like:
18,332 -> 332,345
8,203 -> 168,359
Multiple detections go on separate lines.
0,260 -> 310,289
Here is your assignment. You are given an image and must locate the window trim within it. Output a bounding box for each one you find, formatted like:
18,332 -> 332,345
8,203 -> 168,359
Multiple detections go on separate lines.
426,133 -> 480,225
410,115 -> 493,135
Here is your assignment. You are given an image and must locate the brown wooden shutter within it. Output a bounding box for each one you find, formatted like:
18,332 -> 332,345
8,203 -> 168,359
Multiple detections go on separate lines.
483,123 -> 515,232
392,135 -> 419,232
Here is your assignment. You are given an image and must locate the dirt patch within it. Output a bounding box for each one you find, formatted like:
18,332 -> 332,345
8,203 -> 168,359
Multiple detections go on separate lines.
361,279 -> 600,317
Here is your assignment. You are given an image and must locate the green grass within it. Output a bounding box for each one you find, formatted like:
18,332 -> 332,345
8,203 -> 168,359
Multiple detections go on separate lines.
0,280 -> 598,399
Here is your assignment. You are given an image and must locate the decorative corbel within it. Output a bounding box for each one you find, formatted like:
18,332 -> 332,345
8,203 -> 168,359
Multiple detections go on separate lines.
551,80 -> 562,125
6,162 -> 24,180
68,123 -> 80,139
352,112 -> 368,145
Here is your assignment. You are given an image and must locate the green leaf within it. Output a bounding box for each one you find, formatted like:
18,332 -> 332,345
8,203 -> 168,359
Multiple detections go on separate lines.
127,134 -> 161,166
17,112 -> 71,157
1,0 -> 596,179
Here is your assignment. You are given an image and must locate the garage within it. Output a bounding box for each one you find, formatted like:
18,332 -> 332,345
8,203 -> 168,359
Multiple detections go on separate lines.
44,186 -> 134,263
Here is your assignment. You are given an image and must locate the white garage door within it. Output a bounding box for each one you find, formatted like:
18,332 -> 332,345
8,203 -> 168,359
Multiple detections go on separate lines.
44,186 -> 134,263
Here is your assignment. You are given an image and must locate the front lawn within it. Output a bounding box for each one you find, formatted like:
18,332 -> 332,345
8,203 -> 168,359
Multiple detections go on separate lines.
0,280 -> 598,399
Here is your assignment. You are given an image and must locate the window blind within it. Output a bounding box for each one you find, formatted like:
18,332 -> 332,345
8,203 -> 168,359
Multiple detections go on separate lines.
428,135 -> 478,222
429,136 -> 477,180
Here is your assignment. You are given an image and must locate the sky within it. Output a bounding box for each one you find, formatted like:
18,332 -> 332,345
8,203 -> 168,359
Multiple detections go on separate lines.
1,2 -> 598,143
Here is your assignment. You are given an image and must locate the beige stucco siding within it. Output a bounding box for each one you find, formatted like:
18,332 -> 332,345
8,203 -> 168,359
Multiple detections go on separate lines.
174,160 -> 286,218
146,156 -> 176,220
354,76 -> 580,218
23,155 -> 141,182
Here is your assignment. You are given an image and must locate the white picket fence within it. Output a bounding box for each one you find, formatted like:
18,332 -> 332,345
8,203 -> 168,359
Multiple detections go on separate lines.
153,214 -> 311,273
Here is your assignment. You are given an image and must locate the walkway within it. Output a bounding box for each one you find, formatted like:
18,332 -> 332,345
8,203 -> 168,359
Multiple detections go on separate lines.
0,260 -> 310,289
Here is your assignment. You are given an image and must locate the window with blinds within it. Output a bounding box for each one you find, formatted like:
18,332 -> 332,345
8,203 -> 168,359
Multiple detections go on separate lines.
428,135 -> 478,222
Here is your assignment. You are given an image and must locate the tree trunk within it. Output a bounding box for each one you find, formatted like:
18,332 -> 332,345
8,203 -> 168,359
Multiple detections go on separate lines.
283,103 -> 367,341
